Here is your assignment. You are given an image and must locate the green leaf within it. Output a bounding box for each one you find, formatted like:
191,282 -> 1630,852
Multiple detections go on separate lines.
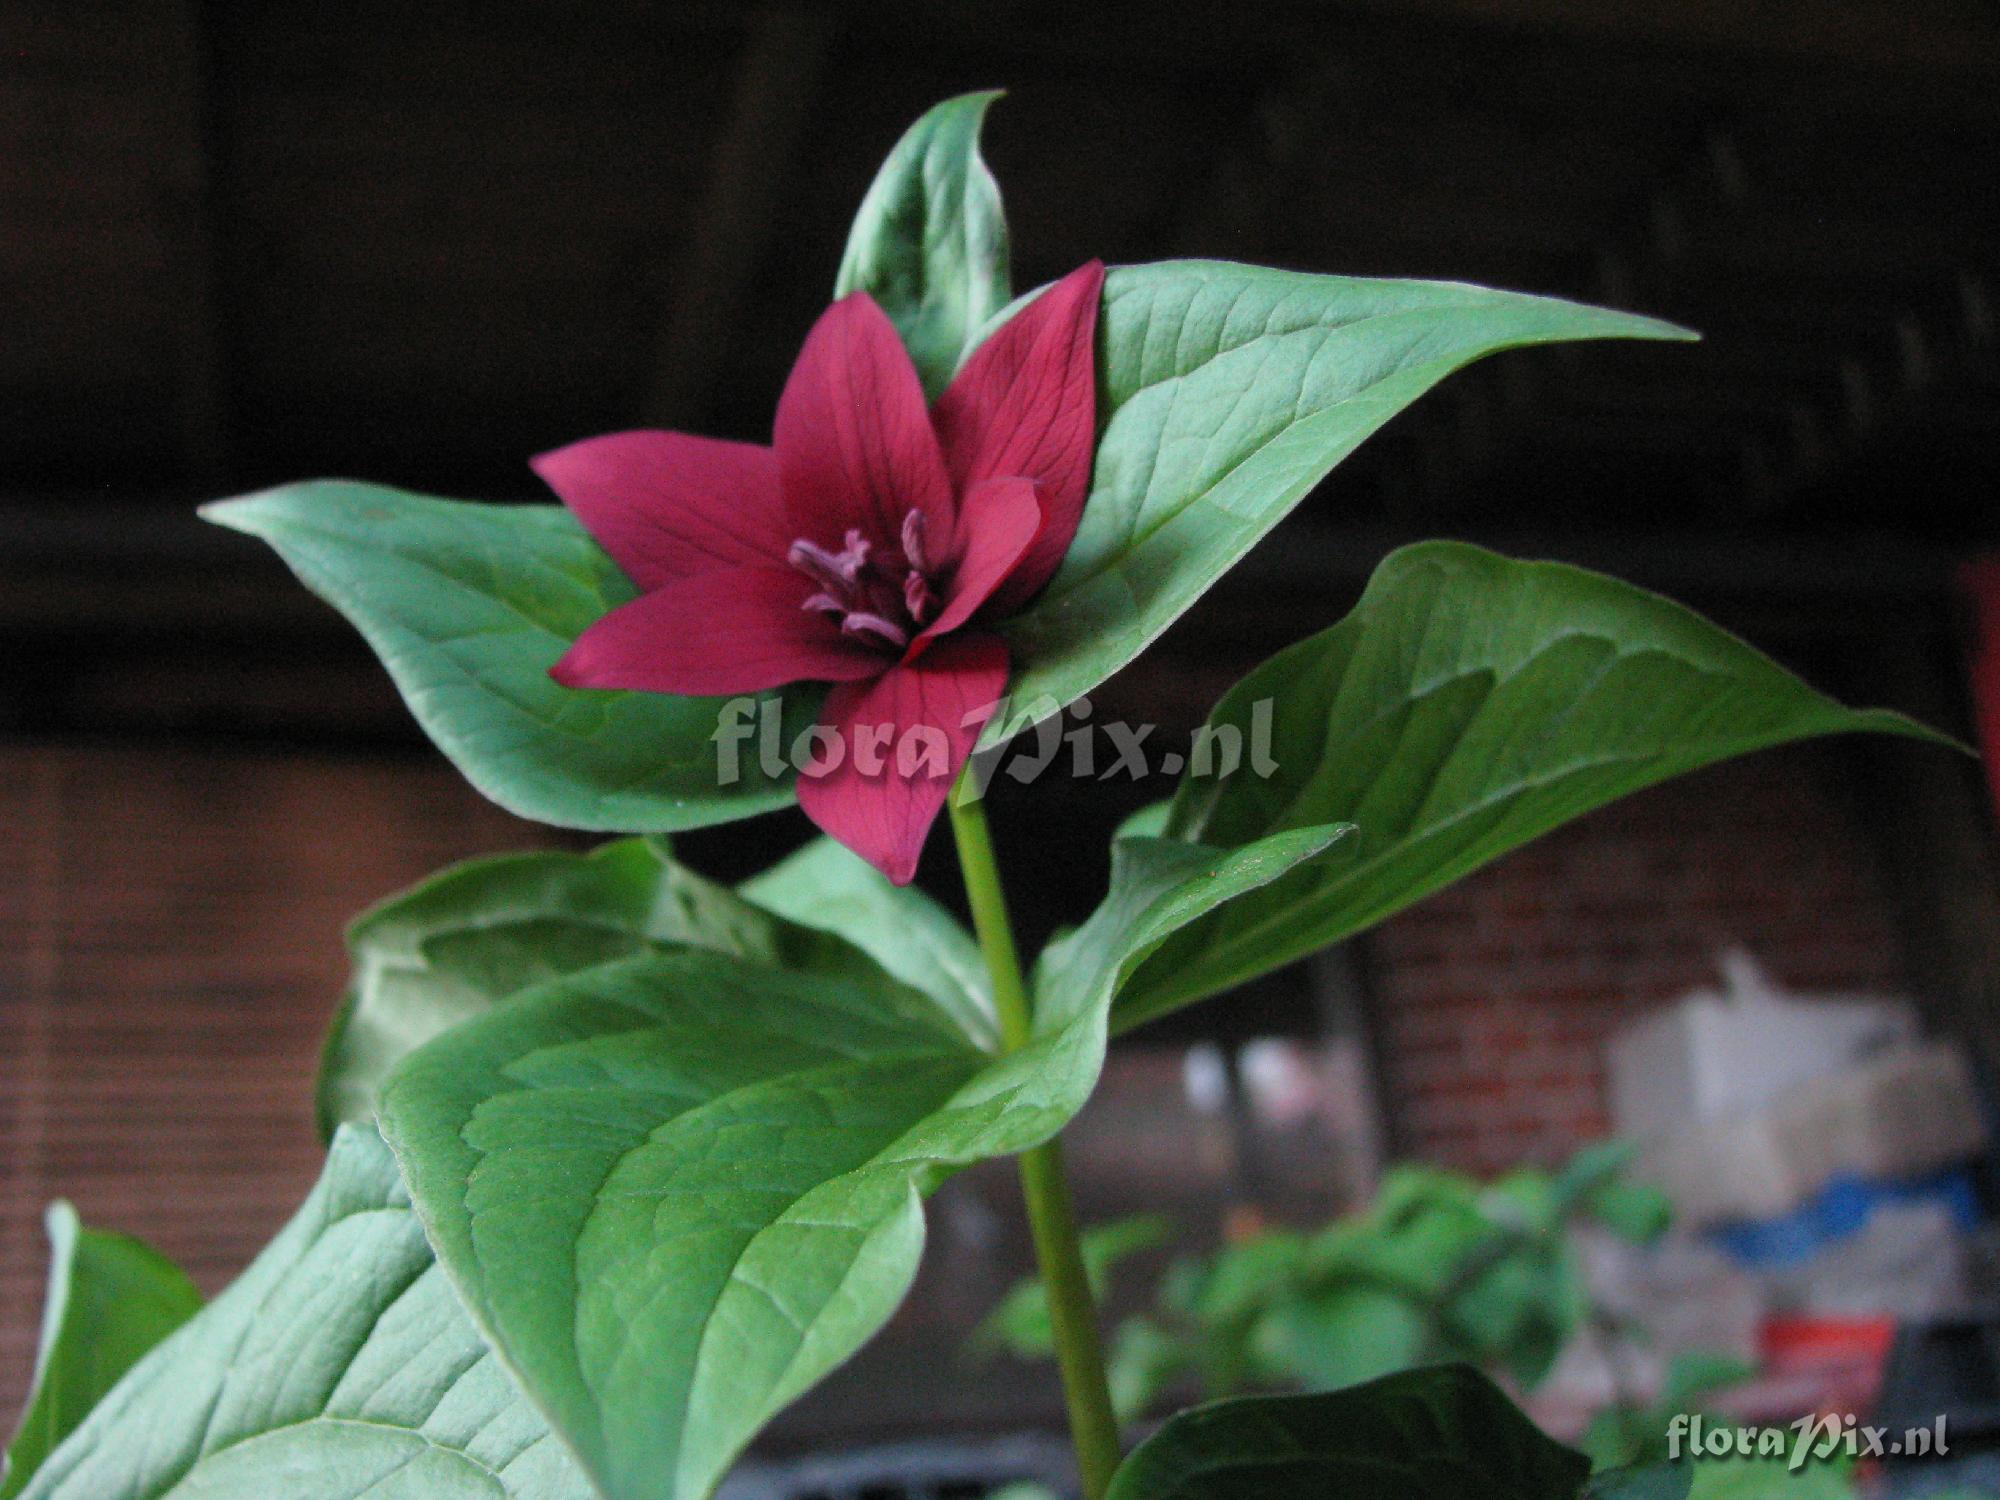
1034,823 -> 1351,1037
1589,1182 -> 1675,1245
1104,1366 -> 1592,1500
1252,1286 -> 1428,1392
1,1207 -> 201,1500
994,263 -> 1695,737
17,1128 -> 592,1500
378,824 -> 1339,1500
835,91 -> 1011,398
1659,1352 -> 1756,1414
741,835 -> 995,1048
1687,1446 -> 1853,1499
1107,1316 -> 1197,1423
972,1214 -> 1173,1359
1111,541 -> 1956,1029
1449,1255 -> 1579,1389
1176,1234 -> 1311,1330
203,483 -> 822,833
1552,1139 -> 1639,1195
321,836 -> 939,1134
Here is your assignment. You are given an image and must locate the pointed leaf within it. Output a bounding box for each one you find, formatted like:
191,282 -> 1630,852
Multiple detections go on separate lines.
994,263 -> 1694,736
1112,542 -> 1958,1031
835,92 -> 1011,398
17,1129 -> 592,1500
1105,1366 -> 1592,1500
1,1208 -> 201,1500
321,836 -> 949,1134
377,824 -> 1339,1500
204,483 -> 823,832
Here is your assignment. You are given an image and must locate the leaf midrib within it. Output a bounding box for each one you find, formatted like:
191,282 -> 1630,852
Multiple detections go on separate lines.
1121,707 -> 1854,1031
1035,293 -> 1540,617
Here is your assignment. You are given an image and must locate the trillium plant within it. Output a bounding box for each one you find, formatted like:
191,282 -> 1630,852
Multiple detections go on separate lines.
6,94 -> 1959,1500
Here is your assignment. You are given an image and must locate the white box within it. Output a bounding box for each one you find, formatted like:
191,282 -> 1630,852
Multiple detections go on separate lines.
1609,949 -> 1917,1139
1637,1042 -> 1987,1230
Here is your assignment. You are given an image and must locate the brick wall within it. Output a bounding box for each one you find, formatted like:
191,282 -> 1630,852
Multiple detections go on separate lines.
0,744 -> 571,1418
1371,746 -> 1910,1174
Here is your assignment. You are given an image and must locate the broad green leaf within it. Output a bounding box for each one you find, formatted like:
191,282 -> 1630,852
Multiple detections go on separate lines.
18,1128 -> 592,1500
835,91 -> 1011,398
1,1207 -> 200,1499
1111,542 -> 1956,1030
377,823 -> 1342,1500
203,484 -> 822,833
1104,1366 -> 1591,1500
741,835 -> 995,1048
993,264 -> 1695,737
320,836 -> 937,1134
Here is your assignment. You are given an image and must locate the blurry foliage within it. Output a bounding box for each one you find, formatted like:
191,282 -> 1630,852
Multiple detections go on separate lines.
1579,1352 -> 1759,1472
976,1140 -> 1678,1426
974,1143 -> 1998,1498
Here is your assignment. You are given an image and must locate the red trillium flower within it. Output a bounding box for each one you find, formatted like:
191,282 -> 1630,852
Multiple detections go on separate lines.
538,260 -> 1105,884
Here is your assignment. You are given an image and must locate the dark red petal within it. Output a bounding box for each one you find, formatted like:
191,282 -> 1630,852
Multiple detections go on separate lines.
550,565 -> 887,697
914,477 -> 1044,648
797,634 -> 1010,884
531,431 -> 789,590
774,293 -> 955,548
932,260 -> 1104,614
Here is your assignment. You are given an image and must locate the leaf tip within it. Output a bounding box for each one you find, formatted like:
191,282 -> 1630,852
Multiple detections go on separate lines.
1606,309 -> 1701,343
195,494 -> 255,532
197,483 -> 318,537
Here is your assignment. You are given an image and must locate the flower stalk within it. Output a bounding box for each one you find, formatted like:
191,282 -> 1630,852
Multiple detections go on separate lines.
948,773 -> 1124,1500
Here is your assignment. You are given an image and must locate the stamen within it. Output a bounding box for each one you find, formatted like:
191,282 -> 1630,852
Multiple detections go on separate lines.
790,524 -> 924,649
790,530 -> 873,592
788,539 -> 850,594
900,509 -> 931,574
839,530 -> 871,580
841,612 -> 909,649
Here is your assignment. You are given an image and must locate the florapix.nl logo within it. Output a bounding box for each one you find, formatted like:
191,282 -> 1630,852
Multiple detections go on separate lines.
711,693 -> 1279,792
1668,1413 -> 1950,1472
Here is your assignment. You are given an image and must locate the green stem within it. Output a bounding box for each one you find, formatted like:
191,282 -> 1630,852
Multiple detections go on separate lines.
948,774 -> 1124,1500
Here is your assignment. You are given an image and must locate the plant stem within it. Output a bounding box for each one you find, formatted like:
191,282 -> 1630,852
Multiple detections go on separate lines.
948,775 -> 1124,1500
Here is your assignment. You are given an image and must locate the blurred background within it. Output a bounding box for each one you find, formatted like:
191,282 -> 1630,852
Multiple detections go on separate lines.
5,0 -> 2000,1484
